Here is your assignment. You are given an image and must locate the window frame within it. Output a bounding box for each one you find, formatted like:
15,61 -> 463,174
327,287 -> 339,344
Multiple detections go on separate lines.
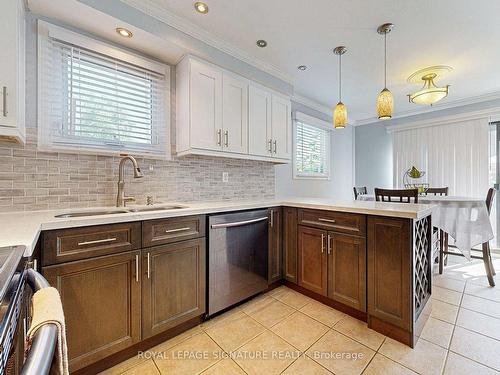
293,111 -> 331,180
37,21 -> 171,159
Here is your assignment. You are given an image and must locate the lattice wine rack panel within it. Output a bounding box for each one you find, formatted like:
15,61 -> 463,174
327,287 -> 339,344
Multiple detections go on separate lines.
414,216 -> 431,318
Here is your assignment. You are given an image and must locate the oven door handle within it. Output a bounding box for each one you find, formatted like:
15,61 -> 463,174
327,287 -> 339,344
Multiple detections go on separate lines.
21,269 -> 58,375
210,216 -> 268,229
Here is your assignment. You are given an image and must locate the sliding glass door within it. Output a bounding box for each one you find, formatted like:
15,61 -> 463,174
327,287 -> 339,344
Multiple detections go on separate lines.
489,122 -> 499,250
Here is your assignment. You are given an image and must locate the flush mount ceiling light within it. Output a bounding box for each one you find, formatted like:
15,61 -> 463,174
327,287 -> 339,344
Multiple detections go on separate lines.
194,2 -> 209,14
297,65 -> 307,71
407,66 -> 452,105
333,46 -> 348,129
377,23 -> 394,120
256,39 -> 267,48
116,27 -> 133,38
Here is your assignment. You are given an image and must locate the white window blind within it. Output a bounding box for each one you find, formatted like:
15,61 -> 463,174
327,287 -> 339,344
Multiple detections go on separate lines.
38,22 -> 169,157
294,119 -> 330,178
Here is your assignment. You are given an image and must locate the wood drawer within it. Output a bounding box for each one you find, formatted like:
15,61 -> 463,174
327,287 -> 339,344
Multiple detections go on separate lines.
298,209 -> 366,236
42,222 -> 141,266
142,215 -> 206,248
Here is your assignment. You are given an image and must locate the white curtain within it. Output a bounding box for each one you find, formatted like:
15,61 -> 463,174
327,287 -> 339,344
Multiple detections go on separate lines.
392,117 -> 489,198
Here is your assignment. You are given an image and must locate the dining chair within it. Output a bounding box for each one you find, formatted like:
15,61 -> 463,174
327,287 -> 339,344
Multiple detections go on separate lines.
439,188 -> 496,287
374,188 -> 419,203
353,186 -> 367,200
424,187 -> 449,196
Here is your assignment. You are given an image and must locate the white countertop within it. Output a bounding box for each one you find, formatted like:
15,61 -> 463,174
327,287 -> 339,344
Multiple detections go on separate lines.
0,198 -> 434,256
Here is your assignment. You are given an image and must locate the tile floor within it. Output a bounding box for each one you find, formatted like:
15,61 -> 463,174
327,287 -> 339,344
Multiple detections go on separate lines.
100,254 -> 500,375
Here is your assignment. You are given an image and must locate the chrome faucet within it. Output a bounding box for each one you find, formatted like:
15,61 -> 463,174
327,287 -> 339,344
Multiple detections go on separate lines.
116,155 -> 144,207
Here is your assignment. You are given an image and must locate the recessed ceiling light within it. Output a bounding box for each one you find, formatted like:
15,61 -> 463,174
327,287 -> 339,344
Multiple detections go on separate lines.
116,27 -> 133,38
194,2 -> 209,14
256,40 -> 267,48
298,65 -> 307,71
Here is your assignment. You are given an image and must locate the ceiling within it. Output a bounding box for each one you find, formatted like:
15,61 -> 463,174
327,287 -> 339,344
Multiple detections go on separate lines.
29,0 -> 500,123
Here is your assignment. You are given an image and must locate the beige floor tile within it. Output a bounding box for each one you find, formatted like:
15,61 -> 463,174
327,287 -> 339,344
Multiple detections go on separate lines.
332,315 -> 385,351
450,327 -> 500,371
467,275 -> 500,288
300,300 -> 345,327
282,356 -> 333,374
267,285 -> 289,297
419,316 -> 454,348
205,313 -> 266,351
120,360 -> 160,375
461,294 -> 500,319
201,359 -> 246,375
432,285 -> 463,306
200,307 -> 245,330
272,289 -> 314,309
433,276 -> 466,292
271,311 -> 329,351
150,326 -> 204,354
306,330 -> 375,375
240,294 -> 276,315
363,354 -> 417,375
153,332 -> 222,375
456,308 -> 500,341
430,299 -> 459,323
233,331 -> 299,375
465,283 -> 500,303
247,298 -> 295,328
444,352 -> 500,375
98,356 -> 148,375
379,337 -> 447,375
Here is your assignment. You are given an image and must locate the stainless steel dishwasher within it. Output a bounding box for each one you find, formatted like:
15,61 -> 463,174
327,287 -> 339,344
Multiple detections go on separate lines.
208,209 -> 269,316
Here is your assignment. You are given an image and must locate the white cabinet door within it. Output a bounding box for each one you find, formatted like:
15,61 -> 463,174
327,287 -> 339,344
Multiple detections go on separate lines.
271,95 -> 291,159
189,60 -> 222,151
222,73 -> 248,154
248,85 -> 272,157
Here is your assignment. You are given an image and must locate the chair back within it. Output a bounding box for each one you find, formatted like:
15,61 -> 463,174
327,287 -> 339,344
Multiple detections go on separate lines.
374,188 -> 419,203
424,187 -> 449,196
353,186 -> 367,200
486,188 -> 496,215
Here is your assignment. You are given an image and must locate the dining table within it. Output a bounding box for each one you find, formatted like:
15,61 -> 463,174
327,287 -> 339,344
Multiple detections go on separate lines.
357,194 -> 494,259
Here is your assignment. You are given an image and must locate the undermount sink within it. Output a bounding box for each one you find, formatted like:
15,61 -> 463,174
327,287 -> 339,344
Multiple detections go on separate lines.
54,205 -> 186,218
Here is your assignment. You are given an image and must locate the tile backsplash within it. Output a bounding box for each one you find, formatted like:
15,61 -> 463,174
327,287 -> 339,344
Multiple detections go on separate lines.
0,128 -> 275,212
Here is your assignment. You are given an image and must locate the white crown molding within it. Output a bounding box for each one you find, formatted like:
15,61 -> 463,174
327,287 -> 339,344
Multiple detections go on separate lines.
120,0 -> 293,84
291,93 -> 332,117
355,90 -> 500,127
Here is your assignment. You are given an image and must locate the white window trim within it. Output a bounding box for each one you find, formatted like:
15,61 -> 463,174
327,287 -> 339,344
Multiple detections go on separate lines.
37,21 -> 171,159
293,111 -> 331,180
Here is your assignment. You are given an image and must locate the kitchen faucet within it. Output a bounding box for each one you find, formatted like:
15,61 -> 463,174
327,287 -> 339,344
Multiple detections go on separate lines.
116,155 -> 144,207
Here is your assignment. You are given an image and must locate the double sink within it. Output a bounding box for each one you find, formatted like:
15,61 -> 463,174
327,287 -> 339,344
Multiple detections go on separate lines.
54,205 -> 186,218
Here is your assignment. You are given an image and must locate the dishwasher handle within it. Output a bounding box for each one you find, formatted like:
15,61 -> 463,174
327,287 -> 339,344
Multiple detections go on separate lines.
210,216 -> 268,229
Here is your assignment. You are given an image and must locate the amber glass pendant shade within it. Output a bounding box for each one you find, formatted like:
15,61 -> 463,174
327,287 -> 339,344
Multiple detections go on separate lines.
377,88 -> 394,120
334,101 -> 347,128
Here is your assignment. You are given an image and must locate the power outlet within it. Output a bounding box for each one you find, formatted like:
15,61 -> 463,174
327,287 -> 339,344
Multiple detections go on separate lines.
222,172 -> 229,182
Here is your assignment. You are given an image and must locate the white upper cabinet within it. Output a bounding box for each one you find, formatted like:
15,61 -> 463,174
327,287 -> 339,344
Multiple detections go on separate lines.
248,85 -> 272,157
176,55 -> 291,163
222,73 -> 248,154
271,94 -> 292,159
0,0 -> 25,143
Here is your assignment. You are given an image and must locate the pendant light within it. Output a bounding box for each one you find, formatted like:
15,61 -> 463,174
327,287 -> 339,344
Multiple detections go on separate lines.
377,23 -> 394,120
333,46 -> 347,129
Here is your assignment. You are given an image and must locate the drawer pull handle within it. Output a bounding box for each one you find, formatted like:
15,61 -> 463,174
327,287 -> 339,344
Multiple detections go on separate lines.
318,218 -> 336,224
77,237 -> 117,246
165,227 -> 191,234
2,86 -> 7,117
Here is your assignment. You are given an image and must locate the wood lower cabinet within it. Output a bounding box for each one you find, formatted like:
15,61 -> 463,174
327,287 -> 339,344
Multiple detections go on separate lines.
328,233 -> 366,311
142,239 -> 206,338
297,225 -> 328,296
268,207 -> 282,283
283,207 -> 298,283
42,251 -> 142,372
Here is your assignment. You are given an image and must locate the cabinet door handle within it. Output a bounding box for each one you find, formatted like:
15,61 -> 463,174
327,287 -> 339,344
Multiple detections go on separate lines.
77,237 -> 116,246
270,209 -> 274,228
327,234 -> 332,255
224,130 -> 229,147
217,129 -> 222,146
165,227 -> 191,234
147,252 -> 151,279
273,140 -> 277,154
321,233 -> 325,253
135,254 -> 139,283
268,139 -> 273,153
318,218 -> 336,224
2,86 -> 6,117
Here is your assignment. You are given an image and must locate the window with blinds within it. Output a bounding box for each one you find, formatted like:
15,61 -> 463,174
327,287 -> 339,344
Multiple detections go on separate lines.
38,22 -> 169,157
294,120 -> 330,178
